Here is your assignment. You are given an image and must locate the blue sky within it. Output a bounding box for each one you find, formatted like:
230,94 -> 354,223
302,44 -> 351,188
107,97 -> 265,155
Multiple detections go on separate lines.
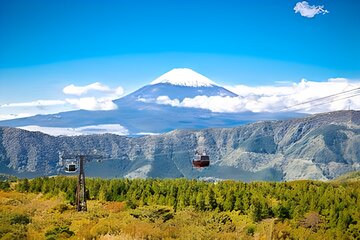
1,0 -> 359,69
0,0 -> 359,118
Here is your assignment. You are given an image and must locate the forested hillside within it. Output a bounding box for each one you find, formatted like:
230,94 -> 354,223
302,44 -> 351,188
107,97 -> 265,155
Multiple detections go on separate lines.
1,176 -> 358,239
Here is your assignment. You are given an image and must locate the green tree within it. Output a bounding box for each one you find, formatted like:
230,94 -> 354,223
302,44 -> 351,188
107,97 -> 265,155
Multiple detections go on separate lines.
205,188 -> 217,210
196,192 -> 205,211
274,205 -> 290,220
16,178 -> 30,192
0,181 -> 10,191
249,201 -> 262,222
223,190 -> 235,211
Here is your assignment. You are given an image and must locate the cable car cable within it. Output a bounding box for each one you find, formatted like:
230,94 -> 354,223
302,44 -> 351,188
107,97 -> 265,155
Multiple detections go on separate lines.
289,93 -> 360,111
280,87 -> 360,111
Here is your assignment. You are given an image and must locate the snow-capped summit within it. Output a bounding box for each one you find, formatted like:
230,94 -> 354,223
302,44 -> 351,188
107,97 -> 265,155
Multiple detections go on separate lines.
125,68 -> 236,101
150,68 -> 218,87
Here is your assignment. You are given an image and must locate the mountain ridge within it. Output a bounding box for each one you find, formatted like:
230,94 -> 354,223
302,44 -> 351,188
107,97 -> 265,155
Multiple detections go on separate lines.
0,110 -> 359,181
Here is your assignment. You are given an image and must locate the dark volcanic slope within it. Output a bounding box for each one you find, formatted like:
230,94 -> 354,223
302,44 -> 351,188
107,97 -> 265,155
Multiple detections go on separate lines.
0,110 -> 359,181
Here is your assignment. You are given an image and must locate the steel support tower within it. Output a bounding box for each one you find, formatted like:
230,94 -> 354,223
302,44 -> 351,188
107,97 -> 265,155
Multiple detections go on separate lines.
76,155 -> 87,211
60,152 -> 107,212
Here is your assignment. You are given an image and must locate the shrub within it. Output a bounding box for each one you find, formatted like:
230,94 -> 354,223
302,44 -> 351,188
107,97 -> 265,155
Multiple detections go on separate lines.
273,205 -> 290,220
52,204 -> 69,213
10,214 -> 31,225
299,212 -> 324,232
0,181 -> 10,191
104,202 -> 126,213
126,199 -> 138,209
45,226 -> 74,240
1,225 -> 27,240
130,206 -> 174,223
246,225 -> 256,236
15,179 -> 30,192
89,219 -> 121,237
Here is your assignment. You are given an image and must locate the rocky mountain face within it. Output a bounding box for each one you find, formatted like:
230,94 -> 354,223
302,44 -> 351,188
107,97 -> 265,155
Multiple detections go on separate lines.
0,110 -> 359,181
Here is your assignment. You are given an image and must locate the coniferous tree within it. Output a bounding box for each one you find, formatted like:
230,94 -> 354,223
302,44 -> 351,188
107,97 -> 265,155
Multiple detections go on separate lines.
223,190 -> 235,211
205,188 -> 217,210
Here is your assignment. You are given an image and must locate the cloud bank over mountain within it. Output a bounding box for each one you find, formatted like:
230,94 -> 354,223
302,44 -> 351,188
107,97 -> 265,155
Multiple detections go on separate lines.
0,69 -> 359,123
18,124 -> 129,136
63,82 -> 124,96
144,77 -> 360,114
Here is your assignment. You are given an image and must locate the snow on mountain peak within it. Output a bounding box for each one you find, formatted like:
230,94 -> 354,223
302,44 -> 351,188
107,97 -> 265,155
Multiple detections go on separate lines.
150,68 -> 218,87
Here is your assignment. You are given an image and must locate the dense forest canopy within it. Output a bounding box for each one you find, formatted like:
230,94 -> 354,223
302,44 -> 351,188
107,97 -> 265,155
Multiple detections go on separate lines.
7,176 -> 359,237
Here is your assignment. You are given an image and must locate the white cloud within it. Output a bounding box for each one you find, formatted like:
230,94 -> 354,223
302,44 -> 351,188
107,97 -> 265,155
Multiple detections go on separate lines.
226,78 -> 360,112
2,79 -> 359,121
294,1 -> 329,18
18,124 -> 129,136
63,82 -> 124,97
156,96 -> 180,106
0,100 -> 73,121
62,82 -> 124,110
137,97 -> 153,103
65,97 -> 118,111
0,82 -> 123,120
0,113 -> 33,121
152,78 -> 360,114
0,97 -> 118,120
182,96 -> 246,113
114,86 -> 125,96
136,132 -> 160,136
0,100 -> 66,108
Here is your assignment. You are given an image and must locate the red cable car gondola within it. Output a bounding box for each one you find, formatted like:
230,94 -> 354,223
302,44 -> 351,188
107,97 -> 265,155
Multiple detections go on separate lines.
192,150 -> 210,168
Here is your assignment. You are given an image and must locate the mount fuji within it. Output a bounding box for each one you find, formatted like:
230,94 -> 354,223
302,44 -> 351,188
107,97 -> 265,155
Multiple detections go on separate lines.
125,68 -> 237,101
0,68 -> 301,136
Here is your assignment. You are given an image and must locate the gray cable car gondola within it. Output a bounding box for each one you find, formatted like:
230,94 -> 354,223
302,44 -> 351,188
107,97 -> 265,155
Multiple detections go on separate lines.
64,159 -> 78,173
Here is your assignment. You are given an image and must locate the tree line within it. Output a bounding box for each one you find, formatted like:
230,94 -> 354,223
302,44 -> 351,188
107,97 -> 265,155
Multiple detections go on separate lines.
6,176 -> 360,233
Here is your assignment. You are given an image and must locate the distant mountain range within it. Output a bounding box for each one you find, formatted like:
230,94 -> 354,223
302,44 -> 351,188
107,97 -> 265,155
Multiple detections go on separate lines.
0,110 -> 359,181
0,68 -> 303,136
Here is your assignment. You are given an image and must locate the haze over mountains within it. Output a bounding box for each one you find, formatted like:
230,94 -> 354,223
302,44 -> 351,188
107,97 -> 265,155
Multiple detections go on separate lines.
0,68 -> 302,136
0,110 -> 359,181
